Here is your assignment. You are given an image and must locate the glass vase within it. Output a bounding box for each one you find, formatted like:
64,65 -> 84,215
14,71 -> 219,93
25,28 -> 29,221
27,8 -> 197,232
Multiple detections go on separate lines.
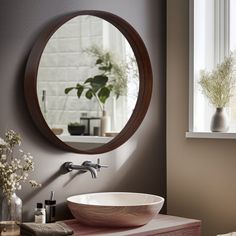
0,192 -> 22,236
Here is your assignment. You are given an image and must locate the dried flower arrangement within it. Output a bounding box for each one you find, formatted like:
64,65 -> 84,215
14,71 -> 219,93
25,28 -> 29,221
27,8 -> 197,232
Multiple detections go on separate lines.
0,130 -> 41,201
199,53 -> 236,108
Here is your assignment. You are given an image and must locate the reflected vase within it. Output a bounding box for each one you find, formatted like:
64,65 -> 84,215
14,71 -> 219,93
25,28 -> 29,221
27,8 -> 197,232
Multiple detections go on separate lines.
210,107 -> 229,132
1,192 -> 22,236
100,110 -> 111,136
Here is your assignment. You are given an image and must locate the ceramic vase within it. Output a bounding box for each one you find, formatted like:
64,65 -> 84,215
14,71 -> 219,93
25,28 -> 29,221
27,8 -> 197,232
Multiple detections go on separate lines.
1,192 -> 22,236
210,107 -> 229,132
100,110 -> 111,136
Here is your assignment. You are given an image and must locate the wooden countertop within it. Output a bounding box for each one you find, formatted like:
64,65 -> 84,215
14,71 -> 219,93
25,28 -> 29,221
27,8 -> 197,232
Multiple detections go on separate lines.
63,214 -> 201,236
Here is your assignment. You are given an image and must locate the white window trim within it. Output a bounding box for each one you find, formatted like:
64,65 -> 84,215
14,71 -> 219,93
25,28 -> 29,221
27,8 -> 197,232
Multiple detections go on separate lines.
186,131 -> 236,139
188,0 -> 194,133
186,0 -> 236,139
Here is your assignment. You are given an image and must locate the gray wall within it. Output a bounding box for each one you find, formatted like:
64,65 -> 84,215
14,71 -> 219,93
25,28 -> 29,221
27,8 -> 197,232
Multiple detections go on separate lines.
167,0 -> 236,235
0,0 -> 166,221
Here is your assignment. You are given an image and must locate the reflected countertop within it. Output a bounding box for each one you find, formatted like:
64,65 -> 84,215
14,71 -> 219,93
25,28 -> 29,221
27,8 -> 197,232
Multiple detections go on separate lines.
59,135 -> 113,143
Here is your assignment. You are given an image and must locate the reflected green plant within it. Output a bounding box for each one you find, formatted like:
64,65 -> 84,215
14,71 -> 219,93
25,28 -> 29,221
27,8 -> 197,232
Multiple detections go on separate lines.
65,45 -> 128,112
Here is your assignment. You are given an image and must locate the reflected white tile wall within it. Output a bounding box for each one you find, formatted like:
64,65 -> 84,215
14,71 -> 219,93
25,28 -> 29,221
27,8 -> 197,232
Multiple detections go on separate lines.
38,16 -> 103,132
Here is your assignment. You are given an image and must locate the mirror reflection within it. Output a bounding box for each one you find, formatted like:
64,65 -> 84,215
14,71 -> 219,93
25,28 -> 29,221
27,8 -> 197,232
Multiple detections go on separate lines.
37,15 -> 139,150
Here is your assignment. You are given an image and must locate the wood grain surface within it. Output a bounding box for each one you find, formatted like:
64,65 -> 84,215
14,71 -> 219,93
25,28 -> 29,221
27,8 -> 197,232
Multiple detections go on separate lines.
63,214 -> 201,236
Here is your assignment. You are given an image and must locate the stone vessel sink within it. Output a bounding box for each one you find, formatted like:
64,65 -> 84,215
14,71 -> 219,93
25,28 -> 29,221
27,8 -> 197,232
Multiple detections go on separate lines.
67,192 -> 164,227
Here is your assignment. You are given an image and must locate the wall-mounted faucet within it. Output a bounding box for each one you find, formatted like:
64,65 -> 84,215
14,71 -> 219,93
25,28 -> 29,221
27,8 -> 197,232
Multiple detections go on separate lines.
63,159 -> 108,178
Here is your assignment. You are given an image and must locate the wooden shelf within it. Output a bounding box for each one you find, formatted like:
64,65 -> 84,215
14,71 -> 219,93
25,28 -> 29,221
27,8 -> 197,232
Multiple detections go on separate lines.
63,214 -> 201,236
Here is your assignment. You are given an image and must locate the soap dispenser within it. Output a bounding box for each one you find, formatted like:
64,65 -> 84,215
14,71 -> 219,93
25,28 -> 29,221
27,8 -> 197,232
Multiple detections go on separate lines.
45,191 -> 56,223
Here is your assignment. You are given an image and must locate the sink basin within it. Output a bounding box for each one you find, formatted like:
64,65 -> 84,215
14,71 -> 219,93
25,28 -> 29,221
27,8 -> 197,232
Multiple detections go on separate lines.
67,192 -> 164,227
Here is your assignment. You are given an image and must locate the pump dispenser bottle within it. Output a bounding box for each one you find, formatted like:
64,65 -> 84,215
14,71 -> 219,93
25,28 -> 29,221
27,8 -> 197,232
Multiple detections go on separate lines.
45,191 -> 56,223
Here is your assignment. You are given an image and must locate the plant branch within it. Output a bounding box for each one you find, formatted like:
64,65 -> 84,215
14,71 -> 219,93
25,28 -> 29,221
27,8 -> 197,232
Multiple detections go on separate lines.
94,93 -> 104,112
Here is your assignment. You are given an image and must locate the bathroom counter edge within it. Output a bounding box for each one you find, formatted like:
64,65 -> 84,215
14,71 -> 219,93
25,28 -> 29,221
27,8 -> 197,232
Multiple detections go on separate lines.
62,214 -> 201,236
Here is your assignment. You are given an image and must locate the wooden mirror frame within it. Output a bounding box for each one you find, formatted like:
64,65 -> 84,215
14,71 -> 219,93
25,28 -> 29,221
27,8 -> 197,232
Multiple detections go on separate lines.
24,10 -> 153,154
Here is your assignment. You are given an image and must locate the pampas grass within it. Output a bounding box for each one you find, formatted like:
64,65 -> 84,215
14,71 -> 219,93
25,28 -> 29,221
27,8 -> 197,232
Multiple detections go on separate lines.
199,53 -> 236,108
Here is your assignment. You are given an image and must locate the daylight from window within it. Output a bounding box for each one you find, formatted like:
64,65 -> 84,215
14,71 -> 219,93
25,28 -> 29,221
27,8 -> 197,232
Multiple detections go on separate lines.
192,0 -> 236,132
229,0 -> 236,127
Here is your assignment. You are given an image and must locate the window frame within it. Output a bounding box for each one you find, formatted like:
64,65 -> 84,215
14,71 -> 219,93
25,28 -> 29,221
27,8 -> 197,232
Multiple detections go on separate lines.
186,0 -> 236,139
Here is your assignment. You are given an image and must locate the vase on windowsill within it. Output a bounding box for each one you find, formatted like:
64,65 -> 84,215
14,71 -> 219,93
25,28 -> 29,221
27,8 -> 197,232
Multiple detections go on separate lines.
0,192 -> 22,236
198,53 -> 236,133
210,107 -> 229,132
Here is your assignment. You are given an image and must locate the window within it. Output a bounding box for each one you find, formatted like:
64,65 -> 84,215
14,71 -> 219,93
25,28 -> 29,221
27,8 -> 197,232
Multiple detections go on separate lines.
187,0 -> 236,138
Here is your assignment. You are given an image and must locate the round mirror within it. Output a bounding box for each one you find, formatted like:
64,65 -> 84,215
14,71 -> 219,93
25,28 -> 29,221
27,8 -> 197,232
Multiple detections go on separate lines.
38,15 -> 139,150
25,11 -> 152,154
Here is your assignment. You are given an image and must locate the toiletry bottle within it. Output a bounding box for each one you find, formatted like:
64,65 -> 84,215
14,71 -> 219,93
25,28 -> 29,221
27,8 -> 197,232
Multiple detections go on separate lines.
45,200 -> 56,223
45,191 -> 56,223
34,203 -> 46,224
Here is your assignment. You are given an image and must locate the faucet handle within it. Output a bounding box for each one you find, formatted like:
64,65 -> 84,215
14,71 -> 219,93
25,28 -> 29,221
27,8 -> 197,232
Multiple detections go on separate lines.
82,160 -> 92,166
63,162 -> 73,172
81,159 -> 108,171
97,158 -> 108,171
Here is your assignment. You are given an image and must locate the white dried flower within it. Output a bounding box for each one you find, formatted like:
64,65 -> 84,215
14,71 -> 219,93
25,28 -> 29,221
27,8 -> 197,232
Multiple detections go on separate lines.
29,180 -> 41,188
17,185 -> 22,190
0,138 -> 7,147
199,52 -> 236,107
0,130 -> 41,200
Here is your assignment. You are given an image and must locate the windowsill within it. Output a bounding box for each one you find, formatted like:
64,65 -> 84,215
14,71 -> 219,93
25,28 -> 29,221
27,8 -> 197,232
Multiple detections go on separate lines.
186,131 -> 236,139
